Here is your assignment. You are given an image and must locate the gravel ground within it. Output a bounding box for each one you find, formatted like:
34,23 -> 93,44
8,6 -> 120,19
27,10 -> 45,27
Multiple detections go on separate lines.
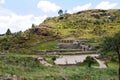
54,54 -> 99,65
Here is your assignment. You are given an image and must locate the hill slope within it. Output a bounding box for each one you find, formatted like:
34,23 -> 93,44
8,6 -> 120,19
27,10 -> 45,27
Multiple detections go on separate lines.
41,9 -> 120,39
0,9 -> 120,53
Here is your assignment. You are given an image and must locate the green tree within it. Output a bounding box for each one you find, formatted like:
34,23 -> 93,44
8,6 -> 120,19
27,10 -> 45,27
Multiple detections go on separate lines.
58,9 -> 63,16
84,56 -> 95,67
0,37 -> 12,51
6,28 -> 12,35
102,31 -> 120,80
32,24 -> 35,28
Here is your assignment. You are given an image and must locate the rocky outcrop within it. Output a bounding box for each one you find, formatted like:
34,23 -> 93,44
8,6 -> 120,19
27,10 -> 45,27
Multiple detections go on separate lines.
0,75 -> 25,80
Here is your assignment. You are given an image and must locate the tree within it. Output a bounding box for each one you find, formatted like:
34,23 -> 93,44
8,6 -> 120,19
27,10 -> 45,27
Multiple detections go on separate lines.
32,24 -> 35,28
6,28 -> 12,35
58,9 -> 63,16
102,31 -> 120,80
84,56 -> 95,67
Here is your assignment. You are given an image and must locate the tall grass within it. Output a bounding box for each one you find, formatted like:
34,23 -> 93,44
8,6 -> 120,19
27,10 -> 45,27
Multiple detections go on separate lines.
0,54 -> 118,80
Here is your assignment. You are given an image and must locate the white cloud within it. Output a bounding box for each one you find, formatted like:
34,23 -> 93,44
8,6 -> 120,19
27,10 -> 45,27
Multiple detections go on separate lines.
37,0 -> 61,13
0,0 -> 5,4
73,3 -> 92,12
67,3 -> 92,14
67,10 -> 73,14
95,1 -> 117,9
0,8 -> 47,34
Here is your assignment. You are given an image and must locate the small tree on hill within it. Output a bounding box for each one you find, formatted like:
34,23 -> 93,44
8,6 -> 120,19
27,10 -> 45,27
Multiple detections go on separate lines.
58,9 -> 63,16
102,31 -> 120,80
6,28 -> 12,35
32,24 -> 35,28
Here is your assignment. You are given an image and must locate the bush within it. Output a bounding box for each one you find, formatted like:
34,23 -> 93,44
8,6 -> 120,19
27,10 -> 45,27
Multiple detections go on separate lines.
84,56 -> 96,67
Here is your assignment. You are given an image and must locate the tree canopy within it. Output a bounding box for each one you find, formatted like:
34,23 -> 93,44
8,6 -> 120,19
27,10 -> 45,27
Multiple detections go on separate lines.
6,28 -> 12,35
58,9 -> 63,16
84,56 -> 96,67
102,31 -> 120,80
102,31 -> 120,54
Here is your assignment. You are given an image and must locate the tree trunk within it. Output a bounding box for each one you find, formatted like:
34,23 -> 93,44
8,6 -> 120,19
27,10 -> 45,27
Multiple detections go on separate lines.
118,53 -> 120,80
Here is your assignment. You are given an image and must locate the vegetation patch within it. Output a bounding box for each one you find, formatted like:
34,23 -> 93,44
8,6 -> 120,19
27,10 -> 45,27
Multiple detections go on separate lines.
32,41 -> 58,50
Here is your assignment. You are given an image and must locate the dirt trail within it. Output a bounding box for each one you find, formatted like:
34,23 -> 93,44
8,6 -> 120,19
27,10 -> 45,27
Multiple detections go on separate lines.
93,57 -> 107,68
36,54 -> 107,68
54,54 -> 98,65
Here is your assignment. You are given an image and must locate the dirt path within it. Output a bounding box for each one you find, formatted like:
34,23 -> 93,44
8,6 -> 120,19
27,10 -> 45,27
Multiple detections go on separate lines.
93,57 -> 107,68
36,54 -> 107,68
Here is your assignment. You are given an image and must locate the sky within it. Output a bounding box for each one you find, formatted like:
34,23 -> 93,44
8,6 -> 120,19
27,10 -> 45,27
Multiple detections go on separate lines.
0,0 -> 120,34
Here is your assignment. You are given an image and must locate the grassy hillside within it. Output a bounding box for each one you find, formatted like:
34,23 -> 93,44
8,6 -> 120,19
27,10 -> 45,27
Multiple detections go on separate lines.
0,9 -> 120,54
0,9 -> 120,80
41,9 -> 120,39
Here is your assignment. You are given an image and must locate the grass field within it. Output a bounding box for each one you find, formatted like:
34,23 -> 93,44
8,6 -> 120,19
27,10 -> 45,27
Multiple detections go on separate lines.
32,41 -> 58,50
0,54 -> 119,80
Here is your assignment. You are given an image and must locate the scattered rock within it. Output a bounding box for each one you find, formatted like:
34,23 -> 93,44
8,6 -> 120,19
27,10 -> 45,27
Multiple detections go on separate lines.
12,75 -> 17,80
0,75 -> 25,80
38,57 -> 52,66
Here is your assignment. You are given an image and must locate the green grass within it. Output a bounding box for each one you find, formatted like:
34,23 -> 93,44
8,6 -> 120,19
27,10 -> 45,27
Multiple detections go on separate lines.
108,62 -> 119,68
24,66 -> 118,80
32,41 -> 58,50
79,61 -> 99,67
6,53 -> 34,57
41,9 -> 120,39
0,64 -> 118,80
58,29 -> 77,37
0,54 -> 118,80
45,56 -> 59,64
